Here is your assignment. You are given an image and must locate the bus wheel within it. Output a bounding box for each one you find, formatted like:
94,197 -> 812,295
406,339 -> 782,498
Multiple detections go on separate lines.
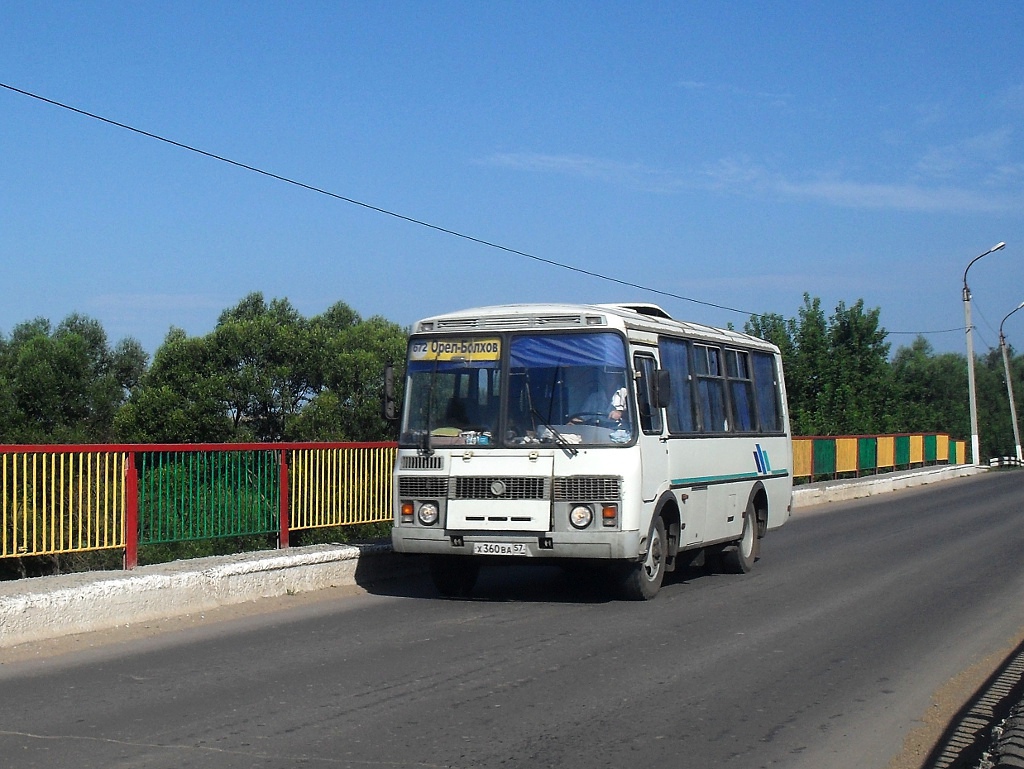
429,556 -> 480,598
622,516 -> 667,600
722,504 -> 759,574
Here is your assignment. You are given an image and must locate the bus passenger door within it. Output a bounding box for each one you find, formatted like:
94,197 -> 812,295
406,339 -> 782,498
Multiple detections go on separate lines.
634,353 -> 669,503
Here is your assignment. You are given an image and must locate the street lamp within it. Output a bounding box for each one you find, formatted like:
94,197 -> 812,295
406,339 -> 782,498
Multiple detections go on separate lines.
999,300 -> 1024,463
963,241 -> 1007,465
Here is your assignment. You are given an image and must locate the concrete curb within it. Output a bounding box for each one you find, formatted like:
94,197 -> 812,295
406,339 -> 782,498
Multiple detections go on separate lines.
791,464 -> 987,509
0,543 -> 420,649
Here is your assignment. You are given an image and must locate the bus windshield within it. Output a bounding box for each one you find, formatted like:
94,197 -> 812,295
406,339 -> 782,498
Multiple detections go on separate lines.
400,332 -> 633,448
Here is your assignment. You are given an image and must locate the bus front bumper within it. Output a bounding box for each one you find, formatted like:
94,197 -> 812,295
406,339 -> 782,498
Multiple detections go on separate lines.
391,527 -> 642,561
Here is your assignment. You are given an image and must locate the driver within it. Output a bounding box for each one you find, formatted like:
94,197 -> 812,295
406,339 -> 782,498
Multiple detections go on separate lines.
571,385 -> 629,424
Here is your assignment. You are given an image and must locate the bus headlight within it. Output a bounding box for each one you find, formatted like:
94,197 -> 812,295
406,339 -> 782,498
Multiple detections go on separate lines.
417,502 -> 439,526
569,505 -> 593,529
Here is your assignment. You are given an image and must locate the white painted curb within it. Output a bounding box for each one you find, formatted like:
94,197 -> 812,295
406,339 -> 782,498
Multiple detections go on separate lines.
0,543 -> 409,649
792,464 -> 987,509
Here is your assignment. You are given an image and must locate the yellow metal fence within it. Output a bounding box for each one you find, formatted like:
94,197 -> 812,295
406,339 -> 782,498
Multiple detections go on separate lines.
1,443 -> 397,567
1,450 -> 127,558
289,445 -> 397,529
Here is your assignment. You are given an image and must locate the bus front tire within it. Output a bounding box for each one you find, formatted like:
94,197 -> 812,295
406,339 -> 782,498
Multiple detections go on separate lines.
621,516 -> 667,601
429,556 -> 480,598
722,505 -> 759,574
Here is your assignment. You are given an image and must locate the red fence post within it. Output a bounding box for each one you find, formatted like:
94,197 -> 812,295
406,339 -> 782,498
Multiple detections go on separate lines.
124,452 -> 139,570
279,448 -> 290,549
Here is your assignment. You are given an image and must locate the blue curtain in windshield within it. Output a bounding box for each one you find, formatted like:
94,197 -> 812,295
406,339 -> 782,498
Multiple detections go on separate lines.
510,333 -> 626,367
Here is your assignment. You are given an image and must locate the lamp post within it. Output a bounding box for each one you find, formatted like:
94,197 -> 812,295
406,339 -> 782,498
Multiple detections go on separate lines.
963,241 -> 1007,465
999,300 -> 1024,463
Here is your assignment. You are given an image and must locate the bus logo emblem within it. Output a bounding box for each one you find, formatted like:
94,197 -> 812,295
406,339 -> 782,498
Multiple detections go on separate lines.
753,444 -> 771,475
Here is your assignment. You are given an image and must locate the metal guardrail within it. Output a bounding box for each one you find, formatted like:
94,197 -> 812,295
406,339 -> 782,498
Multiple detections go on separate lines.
2,435 -> 965,566
792,433 -> 966,481
1,442 -> 397,569
1,450 -> 128,559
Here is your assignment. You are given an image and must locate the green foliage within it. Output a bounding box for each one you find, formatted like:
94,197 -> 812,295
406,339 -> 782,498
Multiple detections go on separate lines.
0,313 -> 147,443
116,293 -> 408,443
2,293 -> 1021,463
746,295 -> 1024,459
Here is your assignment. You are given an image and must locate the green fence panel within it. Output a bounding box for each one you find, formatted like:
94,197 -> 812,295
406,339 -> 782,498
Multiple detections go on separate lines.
812,438 -> 837,477
924,434 -> 937,463
894,435 -> 911,467
137,450 -> 280,545
857,437 -> 877,473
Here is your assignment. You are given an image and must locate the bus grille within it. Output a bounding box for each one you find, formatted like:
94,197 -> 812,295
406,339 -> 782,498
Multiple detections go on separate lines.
400,455 -> 443,470
553,476 -> 622,501
452,476 -> 549,500
398,476 -> 449,498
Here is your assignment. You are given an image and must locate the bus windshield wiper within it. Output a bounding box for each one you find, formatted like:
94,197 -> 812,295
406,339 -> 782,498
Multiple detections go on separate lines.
530,408 -> 578,457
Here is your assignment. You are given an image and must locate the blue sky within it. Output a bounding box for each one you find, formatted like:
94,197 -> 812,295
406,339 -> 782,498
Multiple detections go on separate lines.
1,2 -> 1022,357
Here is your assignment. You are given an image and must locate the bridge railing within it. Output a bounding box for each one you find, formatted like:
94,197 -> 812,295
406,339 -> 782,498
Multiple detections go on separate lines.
792,433 -> 966,482
3,435 -> 968,568
1,442 -> 397,569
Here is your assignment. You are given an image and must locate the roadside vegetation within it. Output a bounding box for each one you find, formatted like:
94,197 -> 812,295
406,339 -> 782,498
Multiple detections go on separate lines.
0,290 -> 1020,455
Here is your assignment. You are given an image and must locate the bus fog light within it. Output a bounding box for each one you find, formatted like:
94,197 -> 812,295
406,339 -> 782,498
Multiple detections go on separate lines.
569,505 -> 593,529
417,502 -> 439,526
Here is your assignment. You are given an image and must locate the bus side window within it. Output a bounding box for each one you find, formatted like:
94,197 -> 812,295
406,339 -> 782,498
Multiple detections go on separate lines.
658,337 -> 696,433
633,354 -> 663,434
694,344 -> 728,433
752,351 -> 782,432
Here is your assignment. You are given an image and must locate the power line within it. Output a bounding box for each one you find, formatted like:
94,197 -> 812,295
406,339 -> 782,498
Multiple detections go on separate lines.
0,80 -> 968,339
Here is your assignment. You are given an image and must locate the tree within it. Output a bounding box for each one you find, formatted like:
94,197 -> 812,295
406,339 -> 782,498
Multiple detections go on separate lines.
114,328 -> 235,443
747,294 -> 893,436
116,295 -> 408,443
292,313 -> 407,441
0,314 -> 147,443
820,299 -> 892,434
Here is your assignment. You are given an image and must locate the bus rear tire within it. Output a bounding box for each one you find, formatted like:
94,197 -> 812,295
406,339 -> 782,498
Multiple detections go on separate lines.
621,516 -> 667,601
722,504 -> 759,574
429,556 -> 480,598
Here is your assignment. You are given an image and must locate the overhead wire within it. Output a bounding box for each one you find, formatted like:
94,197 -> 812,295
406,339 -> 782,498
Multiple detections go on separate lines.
0,80 -> 972,338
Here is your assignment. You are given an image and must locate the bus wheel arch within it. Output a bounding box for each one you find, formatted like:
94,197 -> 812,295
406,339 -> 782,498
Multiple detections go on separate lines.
748,482 -> 769,538
654,493 -> 681,573
722,485 -> 767,574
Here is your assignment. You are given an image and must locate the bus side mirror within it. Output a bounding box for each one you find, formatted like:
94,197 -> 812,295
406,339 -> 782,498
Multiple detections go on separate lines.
383,363 -> 398,421
654,370 -> 671,409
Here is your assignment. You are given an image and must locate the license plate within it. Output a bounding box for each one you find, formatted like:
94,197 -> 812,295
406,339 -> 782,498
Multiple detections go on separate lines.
473,542 -> 529,556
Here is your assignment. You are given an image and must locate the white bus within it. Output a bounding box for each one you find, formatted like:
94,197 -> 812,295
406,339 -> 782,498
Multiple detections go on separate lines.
390,302 -> 792,600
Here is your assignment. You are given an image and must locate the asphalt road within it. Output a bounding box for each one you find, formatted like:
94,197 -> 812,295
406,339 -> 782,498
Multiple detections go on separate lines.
1,472 -> 1023,769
